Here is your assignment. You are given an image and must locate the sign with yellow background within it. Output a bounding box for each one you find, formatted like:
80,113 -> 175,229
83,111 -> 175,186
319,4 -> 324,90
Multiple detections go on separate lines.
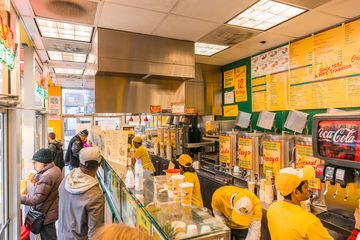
295,144 -> 321,190
223,104 -> 238,117
224,69 -> 234,88
219,136 -> 231,163
234,66 -> 248,102
263,141 -> 281,176
238,137 -> 253,169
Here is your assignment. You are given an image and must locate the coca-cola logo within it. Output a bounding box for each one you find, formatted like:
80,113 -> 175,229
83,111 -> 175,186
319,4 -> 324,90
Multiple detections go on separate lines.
318,128 -> 357,144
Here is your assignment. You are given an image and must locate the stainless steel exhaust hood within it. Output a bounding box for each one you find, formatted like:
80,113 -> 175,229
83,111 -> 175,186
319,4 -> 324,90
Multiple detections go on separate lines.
96,28 -> 195,80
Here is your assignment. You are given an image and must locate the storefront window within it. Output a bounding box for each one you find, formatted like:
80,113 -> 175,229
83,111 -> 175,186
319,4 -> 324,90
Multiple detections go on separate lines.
62,88 -> 94,115
0,113 -> 6,230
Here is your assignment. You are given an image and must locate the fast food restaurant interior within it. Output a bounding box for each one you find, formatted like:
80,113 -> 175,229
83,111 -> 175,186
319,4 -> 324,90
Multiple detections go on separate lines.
1,0 -> 360,239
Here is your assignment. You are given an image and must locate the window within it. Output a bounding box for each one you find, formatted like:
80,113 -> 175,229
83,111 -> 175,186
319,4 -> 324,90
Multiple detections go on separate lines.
62,88 -> 94,115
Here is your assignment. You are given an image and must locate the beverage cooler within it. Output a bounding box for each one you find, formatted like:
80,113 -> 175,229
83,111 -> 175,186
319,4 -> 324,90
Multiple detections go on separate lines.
237,132 -> 264,181
312,112 -> 360,236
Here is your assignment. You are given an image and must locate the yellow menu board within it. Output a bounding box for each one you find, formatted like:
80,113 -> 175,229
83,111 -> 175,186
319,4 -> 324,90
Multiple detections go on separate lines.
263,141 -> 281,176
295,144 -> 321,190
234,66 -> 248,102
219,136 -> 231,163
251,76 -> 266,112
223,104 -> 238,117
238,137 -> 253,169
290,36 -> 314,69
266,72 -> 288,111
224,69 -> 234,88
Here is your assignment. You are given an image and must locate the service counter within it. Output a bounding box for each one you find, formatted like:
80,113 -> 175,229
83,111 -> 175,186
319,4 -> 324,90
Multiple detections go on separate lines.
97,156 -> 230,240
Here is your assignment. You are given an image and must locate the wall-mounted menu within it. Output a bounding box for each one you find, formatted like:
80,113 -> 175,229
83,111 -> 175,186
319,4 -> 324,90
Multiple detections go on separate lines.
251,18 -> 360,112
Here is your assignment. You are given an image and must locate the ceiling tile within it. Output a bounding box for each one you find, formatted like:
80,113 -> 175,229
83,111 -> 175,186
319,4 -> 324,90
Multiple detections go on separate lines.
215,46 -> 260,60
30,0 -> 98,25
278,0 -> 331,9
105,0 -> 178,13
42,38 -> 92,54
199,25 -> 261,46
235,32 -> 296,50
172,0 -> 257,23
316,0 -> 360,19
48,61 -> 86,69
152,14 -> 220,41
22,16 -> 45,50
195,55 -> 234,66
99,2 -> 167,34
269,10 -> 346,37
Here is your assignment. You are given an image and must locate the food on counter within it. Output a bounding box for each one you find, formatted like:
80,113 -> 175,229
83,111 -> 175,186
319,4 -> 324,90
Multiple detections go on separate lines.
145,202 -> 160,213
171,221 -> 186,233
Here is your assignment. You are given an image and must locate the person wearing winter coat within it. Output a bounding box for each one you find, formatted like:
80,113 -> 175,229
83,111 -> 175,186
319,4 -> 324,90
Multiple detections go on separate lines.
65,129 -> 88,170
21,148 -> 63,240
58,147 -> 104,240
48,132 -> 65,171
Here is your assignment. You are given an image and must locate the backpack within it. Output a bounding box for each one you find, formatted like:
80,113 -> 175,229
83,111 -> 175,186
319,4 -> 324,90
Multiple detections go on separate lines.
50,142 -> 64,170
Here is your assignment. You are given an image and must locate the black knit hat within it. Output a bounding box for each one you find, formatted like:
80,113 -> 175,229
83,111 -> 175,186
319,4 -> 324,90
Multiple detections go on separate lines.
80,129 -> 89,137
32,148 -> 53,163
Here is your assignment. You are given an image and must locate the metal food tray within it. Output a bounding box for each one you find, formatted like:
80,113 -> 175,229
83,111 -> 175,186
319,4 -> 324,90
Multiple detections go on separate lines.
317,211 -> 355,235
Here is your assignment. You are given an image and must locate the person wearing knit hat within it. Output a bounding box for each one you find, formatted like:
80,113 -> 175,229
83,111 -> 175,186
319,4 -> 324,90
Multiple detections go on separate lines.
58,147 -> 104,239
65,129 -> 89,169
267,166 -> 333,240
132,136 -> 155,173
176,154 -> 203,208
21,149 -> 62,239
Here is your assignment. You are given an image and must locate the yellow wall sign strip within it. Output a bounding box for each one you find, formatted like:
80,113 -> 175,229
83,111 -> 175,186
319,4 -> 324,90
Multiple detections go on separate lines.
223,104 -> 238,117
234,66 -> 248,102
224,69 -> 234,88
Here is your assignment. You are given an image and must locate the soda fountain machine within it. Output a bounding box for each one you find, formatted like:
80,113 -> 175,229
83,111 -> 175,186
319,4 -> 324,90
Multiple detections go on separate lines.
312,112 -> 360,237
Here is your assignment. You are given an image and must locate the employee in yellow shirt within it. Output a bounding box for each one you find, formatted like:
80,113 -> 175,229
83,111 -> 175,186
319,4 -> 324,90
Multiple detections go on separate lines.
211,186 -> 262,240
267,166 -> 333,240
127,132 -> 135,149
132,136 -> 156,173
177,154 -> 203,208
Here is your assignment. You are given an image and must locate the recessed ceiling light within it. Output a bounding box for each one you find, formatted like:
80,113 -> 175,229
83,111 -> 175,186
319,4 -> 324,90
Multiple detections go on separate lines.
48,51 -> 87,63
195,42 -> 229,56
36,18 -> 93,42
53,67 -> 84,75
227,0 -> 306,31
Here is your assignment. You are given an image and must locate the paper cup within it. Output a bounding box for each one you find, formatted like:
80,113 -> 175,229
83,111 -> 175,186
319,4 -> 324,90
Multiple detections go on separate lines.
179,182 -> 193,206
171,174 -> 185,201
264,185 -> 274,204
300,200 -> 311,212
248,181 -> 256,193
166,169 -> 181,198
265,170 -> 273,186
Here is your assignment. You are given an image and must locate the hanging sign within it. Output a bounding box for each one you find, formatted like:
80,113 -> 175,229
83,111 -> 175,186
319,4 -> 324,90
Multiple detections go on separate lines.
263,141 -> 282,176
150,105 -> 161,113
238,137 -> 253,169
0,16 -> 16,70
223,104 -> 238,117
223,69 -> 234,88
219,136 -> 231,163
234,66 -> 248,102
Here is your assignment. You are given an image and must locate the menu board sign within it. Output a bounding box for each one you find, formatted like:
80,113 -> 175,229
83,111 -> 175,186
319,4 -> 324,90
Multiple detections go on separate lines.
296,144 -> 321,189
263,141 -> 282,175
219,136 -> 231,163
238,137 -> 253,169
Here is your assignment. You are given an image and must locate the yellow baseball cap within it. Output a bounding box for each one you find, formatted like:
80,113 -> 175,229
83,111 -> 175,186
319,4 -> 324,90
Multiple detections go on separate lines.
231,195 -> 253,227
177,154 -> 192,167
128,132 -> 135,137
275,166 -> 315,196
132,136 -> 142,144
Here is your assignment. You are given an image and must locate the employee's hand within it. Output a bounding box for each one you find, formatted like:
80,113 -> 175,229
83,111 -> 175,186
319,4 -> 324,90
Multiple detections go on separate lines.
355,208 -> 360,229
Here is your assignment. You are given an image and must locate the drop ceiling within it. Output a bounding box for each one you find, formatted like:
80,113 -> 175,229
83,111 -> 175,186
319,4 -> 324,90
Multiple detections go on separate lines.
12,0 -> 360,88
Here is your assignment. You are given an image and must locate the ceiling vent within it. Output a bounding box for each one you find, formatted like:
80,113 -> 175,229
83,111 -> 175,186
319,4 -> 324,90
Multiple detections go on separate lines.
42,38 -> 91,54
30,0 -> 97,25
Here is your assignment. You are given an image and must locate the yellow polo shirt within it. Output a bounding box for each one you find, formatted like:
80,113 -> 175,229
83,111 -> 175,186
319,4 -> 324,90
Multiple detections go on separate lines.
267,201 -> 333,240
183,171 -> 203,208
211,186 -> 262,229
134,145 -> 155,173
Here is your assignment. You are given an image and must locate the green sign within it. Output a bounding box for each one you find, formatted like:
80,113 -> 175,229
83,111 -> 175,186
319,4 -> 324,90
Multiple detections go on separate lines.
0,41 -> 15,70
35,84 -> 48,100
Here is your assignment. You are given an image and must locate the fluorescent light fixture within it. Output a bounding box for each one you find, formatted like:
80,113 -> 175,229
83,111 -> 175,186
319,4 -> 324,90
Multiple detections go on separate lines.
53,67 -> 84,75
36,18 -> 93,42
195,42 -> 229,56
48,51 -> 87,63
227,0 -> 306,31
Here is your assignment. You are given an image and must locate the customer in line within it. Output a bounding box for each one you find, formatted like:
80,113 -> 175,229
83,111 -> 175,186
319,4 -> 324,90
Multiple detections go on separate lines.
177,154 -> 203,208
93,224 -> 152,240
21,148 -> 62,240
211,186 -> 262,240
65,129 -> 88,169
58,147 -> 104,240
48,132 -> 64,171
132,136 -> 156,173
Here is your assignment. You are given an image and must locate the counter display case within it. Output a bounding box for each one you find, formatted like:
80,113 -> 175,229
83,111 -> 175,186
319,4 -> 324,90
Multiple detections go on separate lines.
97,157 -> 230,240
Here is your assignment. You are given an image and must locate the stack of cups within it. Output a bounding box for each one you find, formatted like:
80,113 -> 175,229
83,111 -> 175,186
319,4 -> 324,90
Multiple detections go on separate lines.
300,200 -> 311,212
153,140 -> 159,156
179,182 -> 194,206
265,185 -> 274,204
166,145 -> 172,161
160,142 -> 165,158
248,181 -> 256,194
259,179 -> 266,201
166,169 -> 181,198
171,175 -> 185,201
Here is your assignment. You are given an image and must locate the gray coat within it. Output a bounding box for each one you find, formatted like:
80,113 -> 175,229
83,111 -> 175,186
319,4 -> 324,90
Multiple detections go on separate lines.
58,168 -> 104,240
21,163 -> 62,225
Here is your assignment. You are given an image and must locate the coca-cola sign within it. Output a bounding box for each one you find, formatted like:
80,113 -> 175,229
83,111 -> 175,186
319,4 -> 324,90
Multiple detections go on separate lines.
317,120 -> 360,162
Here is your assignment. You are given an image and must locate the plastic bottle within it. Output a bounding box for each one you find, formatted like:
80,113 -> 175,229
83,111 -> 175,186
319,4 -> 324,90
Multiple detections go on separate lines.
125,168 -> 135,188
134,158 -> 143,191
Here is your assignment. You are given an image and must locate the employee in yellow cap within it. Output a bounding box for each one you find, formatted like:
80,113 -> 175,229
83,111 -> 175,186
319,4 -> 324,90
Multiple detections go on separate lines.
127,132 -> 135,149
211,186 -> 262,240
177,154 -> 203,208
132,136 -> 156,173
267,166 -> 333,240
